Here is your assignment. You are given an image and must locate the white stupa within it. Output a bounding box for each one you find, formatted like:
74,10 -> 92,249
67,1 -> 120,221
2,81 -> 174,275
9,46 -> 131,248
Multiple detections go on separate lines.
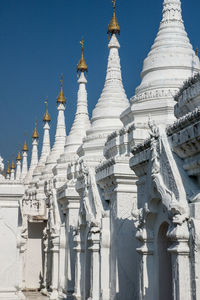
121,0 -> 200,129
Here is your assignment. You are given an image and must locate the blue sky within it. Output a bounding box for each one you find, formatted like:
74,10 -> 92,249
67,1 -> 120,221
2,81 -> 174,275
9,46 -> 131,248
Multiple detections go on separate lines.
0,0 -> 200,165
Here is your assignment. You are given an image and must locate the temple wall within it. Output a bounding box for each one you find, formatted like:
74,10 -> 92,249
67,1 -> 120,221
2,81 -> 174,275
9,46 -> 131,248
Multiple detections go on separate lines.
0,183 -> 24,300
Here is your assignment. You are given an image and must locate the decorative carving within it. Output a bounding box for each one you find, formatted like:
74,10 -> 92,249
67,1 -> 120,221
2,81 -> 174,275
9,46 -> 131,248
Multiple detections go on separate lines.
169,202 -> 189,225
174,73 -> 200,102
131,88 -> 179,104
162,0 -> 183,24
167,107 -> 200,136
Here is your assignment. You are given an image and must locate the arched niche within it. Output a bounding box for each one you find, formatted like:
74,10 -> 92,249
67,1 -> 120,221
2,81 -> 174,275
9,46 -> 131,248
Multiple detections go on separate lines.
157,222 -> 172,300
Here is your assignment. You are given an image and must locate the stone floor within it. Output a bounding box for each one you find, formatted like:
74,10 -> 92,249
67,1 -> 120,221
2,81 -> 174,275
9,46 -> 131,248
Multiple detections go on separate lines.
24,292 -> 49,299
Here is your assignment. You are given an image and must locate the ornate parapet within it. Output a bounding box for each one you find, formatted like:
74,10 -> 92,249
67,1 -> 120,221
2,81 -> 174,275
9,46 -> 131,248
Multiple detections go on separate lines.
174,73 -> 200,118
167,108 -> 200,178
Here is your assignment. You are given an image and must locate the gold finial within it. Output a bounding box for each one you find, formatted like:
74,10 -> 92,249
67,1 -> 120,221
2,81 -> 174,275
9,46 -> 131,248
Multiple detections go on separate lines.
11,159 -> 15,170
22,134 -> 28,152
16,151 -> 22,161
108,0 -> 120,36
32,120 -> 39,139
77,38 -> 88,73
57,74 -> 66,104
196,47 -> 199,57
6,161 -> 11,175
43,97 -> 51,122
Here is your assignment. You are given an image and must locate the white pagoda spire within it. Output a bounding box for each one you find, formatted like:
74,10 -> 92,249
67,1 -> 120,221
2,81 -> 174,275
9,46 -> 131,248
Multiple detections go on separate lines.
53,43 -> 90,187
64,41 -> 90,156
25,121 -> 39,182
44,76 -> 66,170
31,100 -> 51,182
10,160 -> 15,180
82,2 -> 129,157
39,100 -> 51,164
6,162 -> 11,180
21,136 -> 28,180
90,34 -> 129,133
16,151 -> 22,180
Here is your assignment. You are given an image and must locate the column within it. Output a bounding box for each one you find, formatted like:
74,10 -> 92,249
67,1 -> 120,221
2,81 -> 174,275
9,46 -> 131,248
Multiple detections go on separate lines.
100,214 -> 110,300
50,233 -> 60,300
168,222 -> 191,300
136,229 -> 154,300
41,229 -> 48,296
88,229 -> 100,300
73,231 -> 84,300
58,224 -> 67,300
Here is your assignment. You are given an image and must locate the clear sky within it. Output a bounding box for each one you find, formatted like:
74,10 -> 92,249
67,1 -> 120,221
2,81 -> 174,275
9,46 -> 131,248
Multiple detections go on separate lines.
0,0 -> 199,165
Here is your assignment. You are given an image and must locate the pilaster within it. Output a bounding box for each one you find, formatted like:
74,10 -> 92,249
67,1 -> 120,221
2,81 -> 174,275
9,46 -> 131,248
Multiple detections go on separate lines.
168,222 -> 191,300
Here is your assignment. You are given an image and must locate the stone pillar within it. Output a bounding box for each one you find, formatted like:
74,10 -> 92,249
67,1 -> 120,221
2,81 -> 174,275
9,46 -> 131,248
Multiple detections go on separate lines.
88,229 -> 100,300
50,233 -> 60,300
66,198 -> 80,298
168,222 -> 191,300
58,224 -> 67,300
73,231 -> 84,300
16,232 -> 27,300
100,214 -> 110,300
136,229 -> 154,300
41,229 -> 48,296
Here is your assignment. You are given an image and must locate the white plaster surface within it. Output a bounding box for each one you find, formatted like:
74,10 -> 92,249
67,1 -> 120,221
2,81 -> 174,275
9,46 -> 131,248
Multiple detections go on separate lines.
24,292 -> 48,299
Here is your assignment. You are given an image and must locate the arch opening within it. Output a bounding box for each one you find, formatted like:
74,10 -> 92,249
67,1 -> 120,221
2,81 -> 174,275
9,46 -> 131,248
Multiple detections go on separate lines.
157,222 -> 173,300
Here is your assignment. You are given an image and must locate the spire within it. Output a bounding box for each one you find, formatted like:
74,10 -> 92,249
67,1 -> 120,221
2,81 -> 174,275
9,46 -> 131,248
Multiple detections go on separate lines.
6,161 -> 11,180
10,159 -> 15,170
162,0 -> 183,24
44,77 -> 66,169
32,99 -> 51,179
21,135 -> 28,179
43,97 -> 51,122
38,99 -> 51,165
83,32 -> 129,156
134,0 -> 200,102
77,39 -> 88,73
80,3 -> 129,157
63,46 -> 90,156
108,0 -> 120,36
25,121 -> 39,182
16,151 -> 22,161
22,135 -> 28,152
10,159 -> 15,180
32,120 -> 39,139
16,151 -> 22,180
57,74 -> 66,104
